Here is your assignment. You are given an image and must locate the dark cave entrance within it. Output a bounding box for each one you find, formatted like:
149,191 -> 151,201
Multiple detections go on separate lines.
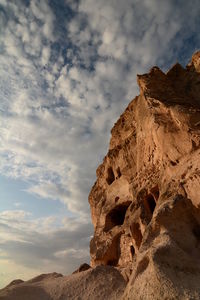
130,245 -> 135,258
146,194 -> 156,215
106,167 -> 115,185
104,202 -> 131,232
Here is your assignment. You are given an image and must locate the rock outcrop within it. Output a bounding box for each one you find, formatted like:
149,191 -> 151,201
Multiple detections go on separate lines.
89,51 -> 200,299
0,267 -> 126,300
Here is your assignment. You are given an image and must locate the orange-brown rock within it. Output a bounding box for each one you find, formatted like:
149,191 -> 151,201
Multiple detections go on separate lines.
89,51 -> 200,299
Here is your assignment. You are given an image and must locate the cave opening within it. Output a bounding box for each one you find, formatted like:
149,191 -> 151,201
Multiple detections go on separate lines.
104,202 -> 131,232
106,167 -> 115,185
144,194 -> 156,215
148,194 -> 156,214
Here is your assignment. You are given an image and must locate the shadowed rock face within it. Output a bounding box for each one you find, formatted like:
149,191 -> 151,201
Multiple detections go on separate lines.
89,51 -> 200,299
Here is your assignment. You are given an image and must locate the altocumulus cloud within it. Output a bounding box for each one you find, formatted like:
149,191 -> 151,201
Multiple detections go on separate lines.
0,0 -> 200,286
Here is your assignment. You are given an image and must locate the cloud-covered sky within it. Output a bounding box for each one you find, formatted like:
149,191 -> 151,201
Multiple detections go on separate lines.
0,0 -> 200,287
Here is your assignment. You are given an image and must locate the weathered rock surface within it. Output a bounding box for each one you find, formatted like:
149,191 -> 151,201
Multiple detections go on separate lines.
89,51 -> 200,299
0,266 -> 126,300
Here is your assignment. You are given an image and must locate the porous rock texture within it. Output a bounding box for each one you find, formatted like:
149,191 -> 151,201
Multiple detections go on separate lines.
89,51 -> 200,299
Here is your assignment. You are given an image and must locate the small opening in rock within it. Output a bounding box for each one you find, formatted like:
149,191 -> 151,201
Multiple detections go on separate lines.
130,223 -> 143,249
116,167 -> 121,178
144,194 -> 156,216
104,202 -> 131,232
147,194 -> 156,214
170,160 -> 177,166
106,167 -> 115,185
130,245 -> 135,258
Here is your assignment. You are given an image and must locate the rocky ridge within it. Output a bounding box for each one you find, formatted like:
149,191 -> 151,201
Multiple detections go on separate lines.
89,51 -> 200,299
1,51 -> 200,299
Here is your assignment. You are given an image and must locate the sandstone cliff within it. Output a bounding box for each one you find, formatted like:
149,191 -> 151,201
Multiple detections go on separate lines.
1,52 -> 200,300
89,51 -> 200,299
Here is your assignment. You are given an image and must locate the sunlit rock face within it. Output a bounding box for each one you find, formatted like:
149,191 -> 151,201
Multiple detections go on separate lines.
89,51 -> 200,299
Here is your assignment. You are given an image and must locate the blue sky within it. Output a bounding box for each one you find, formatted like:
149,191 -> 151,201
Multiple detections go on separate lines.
0,0 -> 200,288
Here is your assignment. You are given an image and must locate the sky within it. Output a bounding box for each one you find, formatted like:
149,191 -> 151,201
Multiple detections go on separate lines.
0,0 -> 200,288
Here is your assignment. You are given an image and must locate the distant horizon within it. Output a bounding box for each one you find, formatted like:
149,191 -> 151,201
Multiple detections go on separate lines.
0,0 -> 200,288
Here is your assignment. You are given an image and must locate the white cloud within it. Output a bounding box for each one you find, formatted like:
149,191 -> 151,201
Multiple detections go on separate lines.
0,209 -> 92,287
0,0 -> 7,6
41,46 -> 51,66
0,210 -> 31,221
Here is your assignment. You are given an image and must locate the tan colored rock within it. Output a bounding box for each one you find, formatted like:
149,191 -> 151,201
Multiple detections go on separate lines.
89,51 -> 200,299
72,262 -> 91,273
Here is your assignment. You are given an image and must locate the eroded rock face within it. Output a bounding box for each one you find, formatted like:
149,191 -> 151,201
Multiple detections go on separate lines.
89,51 -> 200,298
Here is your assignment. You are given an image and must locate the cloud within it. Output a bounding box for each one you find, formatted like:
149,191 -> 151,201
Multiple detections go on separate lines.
0,209 -> 92,287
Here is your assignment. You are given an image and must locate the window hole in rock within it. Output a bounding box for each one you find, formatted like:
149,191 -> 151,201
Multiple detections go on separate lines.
106,167 -> 115,185
144,194 -> 156,215
104,202 -> 131,232
130,245 -> 135,258
130,222 -> 143,249
170,160 -> 177,166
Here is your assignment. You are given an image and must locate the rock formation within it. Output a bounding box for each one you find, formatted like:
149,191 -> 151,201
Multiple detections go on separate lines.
1,51 -> 200,299
0,267 -> 126,300
89,51 -> 200,299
